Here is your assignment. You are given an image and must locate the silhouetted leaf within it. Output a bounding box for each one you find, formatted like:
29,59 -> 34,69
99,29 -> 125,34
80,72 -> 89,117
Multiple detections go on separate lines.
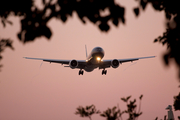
42,0 -> 46,5
164,115 -> 166,120
126,96 -> 131,101
100,114 -> 106,117
112,18 -> 119,26
121,97 -> 127,102
166,13 -> 171,20
154,39 -> 158,42
124,110 -> 128,113
173,92 -> 180,111
2,20 -> 5,27
133,7 -> 139,17
112,106 -> 117,112
6,20 -> 13,25
140,0 -> 147,10
96,110 -> 100,114
99,22 -> 110,31
139,95 -> 143,100
139,112 -> 142,116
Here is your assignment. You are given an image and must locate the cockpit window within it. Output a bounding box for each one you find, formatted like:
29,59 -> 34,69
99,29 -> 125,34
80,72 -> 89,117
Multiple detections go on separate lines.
96,47 -> 102,51
92,47 -> 104,53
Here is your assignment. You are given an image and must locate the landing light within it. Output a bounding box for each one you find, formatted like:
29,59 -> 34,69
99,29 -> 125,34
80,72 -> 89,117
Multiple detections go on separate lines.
97,57 -> 101,61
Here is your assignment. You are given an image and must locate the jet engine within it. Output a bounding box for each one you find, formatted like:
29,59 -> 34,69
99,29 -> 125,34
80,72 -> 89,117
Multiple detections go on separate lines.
111,59 -> 119,68
69,59 -> 78,69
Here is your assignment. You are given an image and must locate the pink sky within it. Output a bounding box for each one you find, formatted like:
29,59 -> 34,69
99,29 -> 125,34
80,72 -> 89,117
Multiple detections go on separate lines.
0,0 -> 180,120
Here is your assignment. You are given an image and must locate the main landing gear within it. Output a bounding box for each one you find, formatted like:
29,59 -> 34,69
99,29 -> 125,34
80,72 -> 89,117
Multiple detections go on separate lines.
79,70 -> 84,75
102,69 -> 107,75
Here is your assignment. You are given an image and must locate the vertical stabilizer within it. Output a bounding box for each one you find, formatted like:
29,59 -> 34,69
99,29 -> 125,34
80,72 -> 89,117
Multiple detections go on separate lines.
85,45 -> 88,58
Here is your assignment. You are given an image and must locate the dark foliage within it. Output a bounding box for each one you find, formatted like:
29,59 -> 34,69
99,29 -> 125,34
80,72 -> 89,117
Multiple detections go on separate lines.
154,115 -> 166,120
135,0 -> 180,80
75,95 -> 143,120
0,0 -> 125,43
100,106 -> 123,120
0,39 -> 14,70
173,92 -> 180,111
0,0 -> 180,80
120,95 -> 143,120
75,104 -> 100,120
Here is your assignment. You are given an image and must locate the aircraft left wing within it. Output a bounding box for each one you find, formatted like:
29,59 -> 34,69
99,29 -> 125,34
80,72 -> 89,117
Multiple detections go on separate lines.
100,56 -> 155,69
117,56 -> 156,63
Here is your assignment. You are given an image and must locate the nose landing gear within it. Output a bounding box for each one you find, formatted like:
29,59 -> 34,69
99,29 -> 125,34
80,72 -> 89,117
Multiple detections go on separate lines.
79,70 -> 84,75
102,69 -> 107,75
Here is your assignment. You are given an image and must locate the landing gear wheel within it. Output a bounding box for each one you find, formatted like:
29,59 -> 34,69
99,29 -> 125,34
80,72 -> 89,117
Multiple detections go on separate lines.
81,70 -> 84,75
104,70 -> 107,75
79,70 -> 84,75
102,70 -> 107,75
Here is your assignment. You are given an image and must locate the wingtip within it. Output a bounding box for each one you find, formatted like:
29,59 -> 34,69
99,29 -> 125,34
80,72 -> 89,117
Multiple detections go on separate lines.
150,56 -> 156,58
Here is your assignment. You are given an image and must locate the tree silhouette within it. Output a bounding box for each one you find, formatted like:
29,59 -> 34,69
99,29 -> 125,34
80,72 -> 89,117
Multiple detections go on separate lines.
174,92 -> 180,111
75,104 -> 100,120
76,94 -> 180,120
75,95 -> 143,120
0,0 -> 125,42
0,38 -> 14,71
100,106 -> 123,120
134,0 -> 180,80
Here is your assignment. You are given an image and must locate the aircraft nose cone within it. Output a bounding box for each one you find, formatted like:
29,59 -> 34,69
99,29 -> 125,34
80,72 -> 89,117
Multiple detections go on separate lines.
96,47 -> 103,52
92,47 -> 105,55
97,49 -> 101,52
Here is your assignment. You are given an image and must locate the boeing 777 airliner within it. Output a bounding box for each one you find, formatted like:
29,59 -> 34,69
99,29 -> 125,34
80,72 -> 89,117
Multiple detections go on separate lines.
24,46 -> 155,75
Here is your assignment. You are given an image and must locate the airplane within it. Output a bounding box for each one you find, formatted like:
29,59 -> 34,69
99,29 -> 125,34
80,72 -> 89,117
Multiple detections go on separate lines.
24,46 -> 155,75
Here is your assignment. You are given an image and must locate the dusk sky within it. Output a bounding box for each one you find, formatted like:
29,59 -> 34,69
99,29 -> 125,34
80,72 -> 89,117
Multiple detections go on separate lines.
0,0 -> 180,120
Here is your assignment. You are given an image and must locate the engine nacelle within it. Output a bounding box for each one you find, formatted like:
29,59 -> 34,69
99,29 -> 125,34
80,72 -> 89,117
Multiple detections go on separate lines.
111,59 -> 119,68
69,59 -> 78,69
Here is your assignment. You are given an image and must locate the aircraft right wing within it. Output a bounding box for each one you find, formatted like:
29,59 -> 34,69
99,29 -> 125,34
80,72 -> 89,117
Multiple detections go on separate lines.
24,57 -> 87,68
24,57 -> 70,64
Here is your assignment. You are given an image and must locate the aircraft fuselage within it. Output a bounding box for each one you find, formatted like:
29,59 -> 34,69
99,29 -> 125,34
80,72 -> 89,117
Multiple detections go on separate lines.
84,47 -> 105,72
